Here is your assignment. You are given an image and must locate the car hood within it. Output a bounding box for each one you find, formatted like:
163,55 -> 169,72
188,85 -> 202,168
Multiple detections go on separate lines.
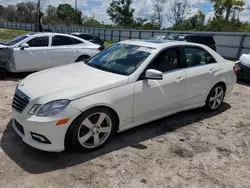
18,63 -> 129,101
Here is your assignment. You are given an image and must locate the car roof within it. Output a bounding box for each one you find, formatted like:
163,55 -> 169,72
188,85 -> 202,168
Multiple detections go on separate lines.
119,39 -> 207,50
71,32 -> 95,36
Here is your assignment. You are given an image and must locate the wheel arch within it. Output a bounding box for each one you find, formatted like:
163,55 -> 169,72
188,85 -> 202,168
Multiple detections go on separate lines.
64,105 -> 120,147
75,54 -> 91,62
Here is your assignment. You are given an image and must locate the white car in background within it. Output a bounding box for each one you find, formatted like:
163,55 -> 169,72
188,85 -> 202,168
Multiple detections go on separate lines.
150,36 -> 167,40
12,40 -> 237,152
0,33 -> 101,73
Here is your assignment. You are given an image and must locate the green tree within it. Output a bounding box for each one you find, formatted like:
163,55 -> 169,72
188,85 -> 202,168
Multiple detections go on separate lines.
4,5 -> 17,22
83,17 -> 102,27
16,2 -> 37,23
211,0 -> 245,22
43,5 -> 58,24
57,3 -> 78,25
0,5 -> 5,17
181,11 -> 205,31
107,0 -> 135,27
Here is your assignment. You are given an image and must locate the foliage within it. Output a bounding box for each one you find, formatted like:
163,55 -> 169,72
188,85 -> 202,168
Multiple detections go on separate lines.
211,0 -> 245,21
0,1 -> 249,33
107,0 -> 135,27
166,0 -> 192,29
83,17 -> 102,27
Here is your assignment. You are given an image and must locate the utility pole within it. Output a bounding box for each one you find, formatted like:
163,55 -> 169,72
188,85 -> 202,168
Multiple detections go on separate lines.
75,0 -> 78,24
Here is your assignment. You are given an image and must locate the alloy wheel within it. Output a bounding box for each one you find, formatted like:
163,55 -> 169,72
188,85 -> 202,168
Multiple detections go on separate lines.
77,112 -> 112,149
208,86 -> 224,110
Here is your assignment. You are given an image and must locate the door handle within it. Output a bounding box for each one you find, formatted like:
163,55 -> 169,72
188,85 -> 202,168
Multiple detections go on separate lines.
73,50 -> 77,53
175,77 -> 184,83
208,68 -> 215,74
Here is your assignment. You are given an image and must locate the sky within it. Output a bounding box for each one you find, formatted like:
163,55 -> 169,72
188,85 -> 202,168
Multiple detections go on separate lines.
1,0 -> 249,26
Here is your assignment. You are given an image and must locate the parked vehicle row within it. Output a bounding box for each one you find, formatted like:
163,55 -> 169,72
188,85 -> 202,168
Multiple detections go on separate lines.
151,34 -> 217,51
0,32 -> 102,73
12,39 -> 237,152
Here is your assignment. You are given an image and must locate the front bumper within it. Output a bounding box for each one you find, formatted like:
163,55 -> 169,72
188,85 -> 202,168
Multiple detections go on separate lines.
12,104 -> 81,152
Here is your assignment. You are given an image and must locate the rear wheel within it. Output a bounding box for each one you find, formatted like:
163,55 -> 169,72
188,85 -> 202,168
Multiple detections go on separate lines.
205,84 -> 225,111
68,107 -> 116,151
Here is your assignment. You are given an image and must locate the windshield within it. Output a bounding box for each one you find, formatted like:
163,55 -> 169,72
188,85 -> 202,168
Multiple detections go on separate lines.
87,43 -> 153,75
4,35 -> 29,46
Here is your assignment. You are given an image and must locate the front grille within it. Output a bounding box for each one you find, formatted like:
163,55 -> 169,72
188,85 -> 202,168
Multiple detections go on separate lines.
12,89 -> 30,113
14,119 -> 24,135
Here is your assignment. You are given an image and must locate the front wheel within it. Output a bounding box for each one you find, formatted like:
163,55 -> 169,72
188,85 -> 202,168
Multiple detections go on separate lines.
205,84 -> 225,111
68,107 -> 116,151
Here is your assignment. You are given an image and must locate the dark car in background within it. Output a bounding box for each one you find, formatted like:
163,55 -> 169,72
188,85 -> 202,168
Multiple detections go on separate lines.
167,34 -> 217,51
71,33 -> 104,49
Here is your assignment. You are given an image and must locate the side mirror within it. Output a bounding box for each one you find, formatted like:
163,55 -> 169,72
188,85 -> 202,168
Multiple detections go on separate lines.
144,69 -> 163,80
20,43 -> 29,50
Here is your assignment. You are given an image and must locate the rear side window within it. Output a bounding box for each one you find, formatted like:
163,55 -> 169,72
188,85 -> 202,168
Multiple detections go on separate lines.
184,47 -> 216,67
71,38 -> 83,44
27,36 -> 49,47
52,36 -> 75,46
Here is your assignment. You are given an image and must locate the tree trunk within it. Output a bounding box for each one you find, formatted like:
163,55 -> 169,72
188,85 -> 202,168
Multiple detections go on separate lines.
225,5 -> 232,22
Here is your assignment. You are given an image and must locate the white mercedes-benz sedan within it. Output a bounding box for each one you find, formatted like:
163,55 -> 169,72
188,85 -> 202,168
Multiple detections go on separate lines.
12,40 -> 237,152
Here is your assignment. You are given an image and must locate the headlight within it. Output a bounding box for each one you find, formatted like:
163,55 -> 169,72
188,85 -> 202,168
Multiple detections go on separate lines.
37,100 -> 70,117
29,104 -> 41,115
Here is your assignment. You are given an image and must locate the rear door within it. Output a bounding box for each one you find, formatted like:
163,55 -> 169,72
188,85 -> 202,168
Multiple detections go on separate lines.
182,46 -> 219,107
14,35 -> 50,71
49,35 -> 81,67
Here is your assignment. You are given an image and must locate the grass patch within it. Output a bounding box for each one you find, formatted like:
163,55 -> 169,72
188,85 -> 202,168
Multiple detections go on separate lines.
104,41 -> 115,48
0,28 -> 29,42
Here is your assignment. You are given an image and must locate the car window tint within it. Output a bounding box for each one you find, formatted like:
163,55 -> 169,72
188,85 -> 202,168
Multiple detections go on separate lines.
71,37 -> 83,44
184,47 -> 216,67
52,36 -> 75,46
27,36 -> 49,47
150,48 -> 180,73
80,34 -> 93,40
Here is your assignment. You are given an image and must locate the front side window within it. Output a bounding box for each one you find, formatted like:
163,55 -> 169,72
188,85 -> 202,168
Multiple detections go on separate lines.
148,48 -> 180,73
184,47 -> 216,67
87,43 -> 152,75
27,36 -> 49,47
52,36 -> 75,46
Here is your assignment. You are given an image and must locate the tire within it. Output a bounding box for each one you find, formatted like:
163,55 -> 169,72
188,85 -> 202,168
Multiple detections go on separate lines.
75,55 -> 90,62
68,107 -> 116,151
205,84 -> 225,111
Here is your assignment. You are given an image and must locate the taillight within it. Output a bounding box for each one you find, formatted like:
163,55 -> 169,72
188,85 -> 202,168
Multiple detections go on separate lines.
98,46 -> 104,51
233,65 -> 238,75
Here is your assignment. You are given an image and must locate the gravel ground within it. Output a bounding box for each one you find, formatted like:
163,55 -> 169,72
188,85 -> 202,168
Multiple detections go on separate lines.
0,77 -> 250,188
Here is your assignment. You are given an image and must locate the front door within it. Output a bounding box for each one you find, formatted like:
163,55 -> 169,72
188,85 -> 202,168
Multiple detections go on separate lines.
182,46 -> 219,106
133,47 -> 186,122
14,36 -> 50,72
